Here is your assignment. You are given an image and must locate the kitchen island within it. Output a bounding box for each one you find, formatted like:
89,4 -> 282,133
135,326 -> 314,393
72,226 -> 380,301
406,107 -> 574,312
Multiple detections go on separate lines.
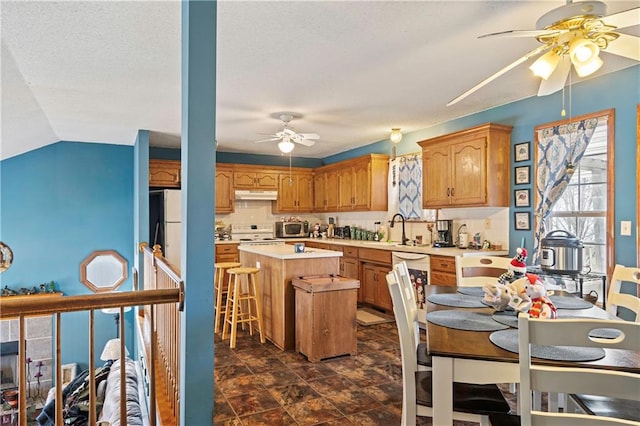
239,244 -> 342,350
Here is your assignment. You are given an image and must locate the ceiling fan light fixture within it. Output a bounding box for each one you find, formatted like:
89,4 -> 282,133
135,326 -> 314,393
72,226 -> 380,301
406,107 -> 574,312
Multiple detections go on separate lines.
278,140 -> 295,153
529,50 -> 560,80
390,128 -> 403,144
569,38 -> 603,77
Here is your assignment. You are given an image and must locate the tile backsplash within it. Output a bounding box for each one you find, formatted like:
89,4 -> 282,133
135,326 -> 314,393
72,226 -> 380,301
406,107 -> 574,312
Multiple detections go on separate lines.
216,201 -> 509,250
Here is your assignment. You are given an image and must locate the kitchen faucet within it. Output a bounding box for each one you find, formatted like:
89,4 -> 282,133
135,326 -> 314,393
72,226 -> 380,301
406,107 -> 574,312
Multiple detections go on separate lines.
390,213 -> 409,245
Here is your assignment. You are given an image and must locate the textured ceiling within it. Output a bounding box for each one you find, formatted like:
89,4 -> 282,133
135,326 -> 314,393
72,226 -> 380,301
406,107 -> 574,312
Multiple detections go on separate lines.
1,1 -> 638,160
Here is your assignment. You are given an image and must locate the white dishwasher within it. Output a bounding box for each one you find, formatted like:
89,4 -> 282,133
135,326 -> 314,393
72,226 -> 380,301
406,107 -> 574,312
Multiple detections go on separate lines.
392,251 -> 430,327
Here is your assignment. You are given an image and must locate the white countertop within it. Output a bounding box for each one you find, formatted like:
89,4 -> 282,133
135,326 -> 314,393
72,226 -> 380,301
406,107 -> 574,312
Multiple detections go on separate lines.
238,244 -> 343,260
220,238 -> 508,257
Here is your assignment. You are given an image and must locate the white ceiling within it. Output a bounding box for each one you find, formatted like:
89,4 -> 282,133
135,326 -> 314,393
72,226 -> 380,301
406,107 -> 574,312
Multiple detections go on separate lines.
1,0 -> 638,160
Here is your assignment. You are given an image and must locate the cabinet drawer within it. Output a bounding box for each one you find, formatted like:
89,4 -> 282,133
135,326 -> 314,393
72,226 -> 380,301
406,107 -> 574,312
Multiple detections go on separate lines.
358,248 -> 391,264
430,271 -> 457,287
215,253 -> 239,264
216,244 -> 238,255
430,255 -> 456,273
343,246 -> 358,257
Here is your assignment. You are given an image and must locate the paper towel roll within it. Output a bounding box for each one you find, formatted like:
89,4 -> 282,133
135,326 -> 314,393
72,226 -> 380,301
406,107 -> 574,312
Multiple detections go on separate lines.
458,233 -> 469,248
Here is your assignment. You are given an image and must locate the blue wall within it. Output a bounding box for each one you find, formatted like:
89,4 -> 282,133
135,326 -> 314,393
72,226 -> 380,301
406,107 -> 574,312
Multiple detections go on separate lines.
0,141 -> 134,368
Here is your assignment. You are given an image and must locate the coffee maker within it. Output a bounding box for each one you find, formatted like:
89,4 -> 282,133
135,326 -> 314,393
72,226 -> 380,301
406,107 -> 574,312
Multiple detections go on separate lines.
434,220 -> 455,247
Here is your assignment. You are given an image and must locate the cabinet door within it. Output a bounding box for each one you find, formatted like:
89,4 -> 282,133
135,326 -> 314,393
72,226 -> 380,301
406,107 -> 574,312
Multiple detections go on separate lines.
374,265 -> 393,311
255,172 -> 278,189
277,174 -> 297,211
422,146 -> 451,208
297,173 -> 314,212
451,138 -> 486,205
361,263 -> 377,305
325,170 -> 339,211
215,168 -> 234,213
352,161 -> 371,210
149,160 -> 181,188
338,168 -> 354,210
234,171 -> 258,189
314,172 -> 327,211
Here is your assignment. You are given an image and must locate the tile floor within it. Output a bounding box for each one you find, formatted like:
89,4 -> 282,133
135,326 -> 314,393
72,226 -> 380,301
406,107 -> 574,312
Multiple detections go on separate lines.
213,322 -> 518,425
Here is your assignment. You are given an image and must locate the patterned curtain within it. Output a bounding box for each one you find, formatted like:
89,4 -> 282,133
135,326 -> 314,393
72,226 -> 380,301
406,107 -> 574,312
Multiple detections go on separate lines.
532,117 -> 600,264
398,155 -> 422,219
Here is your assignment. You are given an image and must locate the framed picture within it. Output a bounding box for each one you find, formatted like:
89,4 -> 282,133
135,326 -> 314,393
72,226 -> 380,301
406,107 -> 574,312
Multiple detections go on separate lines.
62,363 -> 78,385
514,189 -> 530,207
514,212 -> 531,230
514,141 -> 530,162
515,165 -> 530,185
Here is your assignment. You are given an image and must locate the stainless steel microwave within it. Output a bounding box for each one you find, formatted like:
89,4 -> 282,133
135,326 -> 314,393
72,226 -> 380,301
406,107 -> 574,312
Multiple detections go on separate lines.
275,222 -> 308,238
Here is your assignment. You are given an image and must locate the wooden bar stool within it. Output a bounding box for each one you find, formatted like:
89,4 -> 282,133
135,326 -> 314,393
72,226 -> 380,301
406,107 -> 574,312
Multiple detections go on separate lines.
214,262 -> 241,334
222,267 -> 265,349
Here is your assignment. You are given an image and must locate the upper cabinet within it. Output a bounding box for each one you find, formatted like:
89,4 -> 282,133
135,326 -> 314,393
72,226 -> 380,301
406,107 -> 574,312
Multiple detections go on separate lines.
313,168 -> 339,212
275,170 -> 314,213
215,165 -> 234,214
336,154 -> 388,212
149,159 -> 181,188
233,168 -> 278,190
418,123 -> 512,209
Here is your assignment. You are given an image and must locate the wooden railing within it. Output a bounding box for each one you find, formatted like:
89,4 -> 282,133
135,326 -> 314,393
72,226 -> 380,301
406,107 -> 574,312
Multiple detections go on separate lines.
140,243 -> 183,425
0,285 -> 183,426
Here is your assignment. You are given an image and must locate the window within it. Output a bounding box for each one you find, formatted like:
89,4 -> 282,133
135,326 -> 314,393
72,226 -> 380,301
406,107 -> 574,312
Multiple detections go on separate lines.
534,109 -> 614,275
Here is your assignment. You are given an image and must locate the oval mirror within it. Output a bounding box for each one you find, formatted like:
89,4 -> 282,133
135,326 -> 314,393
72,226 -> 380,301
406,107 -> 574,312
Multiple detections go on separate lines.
80,250 -> 128,293
0,242 -> 14,273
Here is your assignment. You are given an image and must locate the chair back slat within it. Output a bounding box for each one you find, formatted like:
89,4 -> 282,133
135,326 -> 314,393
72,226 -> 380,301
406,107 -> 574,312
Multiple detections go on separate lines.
455,255 -> 511,287
518,312 -> 640,426
607,264 -> 640,322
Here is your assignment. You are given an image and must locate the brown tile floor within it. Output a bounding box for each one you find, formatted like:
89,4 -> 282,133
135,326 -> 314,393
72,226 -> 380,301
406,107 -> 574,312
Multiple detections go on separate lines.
214,321 -> 518,425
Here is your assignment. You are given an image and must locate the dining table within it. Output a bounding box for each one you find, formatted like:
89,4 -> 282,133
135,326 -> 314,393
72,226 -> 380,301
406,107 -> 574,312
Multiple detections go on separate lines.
424,285 -> 640,425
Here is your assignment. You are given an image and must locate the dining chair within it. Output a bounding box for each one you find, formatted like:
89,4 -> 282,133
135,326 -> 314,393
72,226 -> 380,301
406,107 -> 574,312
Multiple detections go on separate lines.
565,264 -> 640,421
387,271 -> 511,426
393,261 -> 431,370
489,314 -> 640,426
606,264 -> 640,321
455,255 -> 512,287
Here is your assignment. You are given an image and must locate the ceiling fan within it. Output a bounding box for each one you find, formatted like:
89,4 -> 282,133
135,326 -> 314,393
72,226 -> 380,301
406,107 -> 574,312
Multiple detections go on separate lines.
255,113 -> 320,153
448,1 -> 640,106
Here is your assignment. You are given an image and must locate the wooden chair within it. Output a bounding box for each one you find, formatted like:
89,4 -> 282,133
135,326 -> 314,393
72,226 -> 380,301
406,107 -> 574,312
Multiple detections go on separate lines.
606,264 -> 640,321
393,261 -> 431,370
455,255 -> 512,287
565,264 -> 640,421
386,271 -> 511,426
490,314 -> 640,426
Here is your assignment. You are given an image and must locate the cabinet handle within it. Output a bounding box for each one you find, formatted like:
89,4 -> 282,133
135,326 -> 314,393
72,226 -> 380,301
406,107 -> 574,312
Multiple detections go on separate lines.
447,188 -> 450,197
451,187 -> 455,197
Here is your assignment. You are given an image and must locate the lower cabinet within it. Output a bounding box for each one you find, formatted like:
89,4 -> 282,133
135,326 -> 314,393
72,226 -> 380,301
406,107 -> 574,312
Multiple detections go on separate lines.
361,263 -> 392,311
215,243 -> 239,264
430,254 -> 457,286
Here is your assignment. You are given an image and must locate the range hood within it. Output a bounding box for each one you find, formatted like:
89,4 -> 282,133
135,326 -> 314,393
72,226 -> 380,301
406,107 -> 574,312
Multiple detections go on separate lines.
234,189 -> 278,201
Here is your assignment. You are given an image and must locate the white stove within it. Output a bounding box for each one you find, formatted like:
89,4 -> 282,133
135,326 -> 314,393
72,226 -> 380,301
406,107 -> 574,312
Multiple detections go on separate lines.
232,223 -> 286,245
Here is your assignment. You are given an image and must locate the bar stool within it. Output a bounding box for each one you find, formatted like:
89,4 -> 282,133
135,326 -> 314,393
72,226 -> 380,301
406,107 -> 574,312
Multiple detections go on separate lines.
222,267 -> 265,349
214,262 -> 241,334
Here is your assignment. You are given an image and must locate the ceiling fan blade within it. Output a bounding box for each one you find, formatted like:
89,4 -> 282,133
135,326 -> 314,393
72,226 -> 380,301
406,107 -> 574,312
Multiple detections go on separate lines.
282,128 -> 296,135
298,133 -> 320,140
605,33 -> 640,61
537,58 -> 571,96
254,137 -> 280,144
447,44 -> 550,106
478,29 -> 562,39
603,6 -> 640,29
295,139 -> 315,147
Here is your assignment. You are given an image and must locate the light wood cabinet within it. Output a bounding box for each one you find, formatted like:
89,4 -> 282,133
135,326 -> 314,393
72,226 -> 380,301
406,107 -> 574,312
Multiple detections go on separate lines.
233,169 -> 278,189
418,123 -> 512,208
215,243 -> 239,263
358,247 -> 392,311
430,254 -> 457,287
215,165 -> 234,214
331,154 -> 388,212
275,171 -> 314,213
149,159 -> 181,188
313,169 -> 339,212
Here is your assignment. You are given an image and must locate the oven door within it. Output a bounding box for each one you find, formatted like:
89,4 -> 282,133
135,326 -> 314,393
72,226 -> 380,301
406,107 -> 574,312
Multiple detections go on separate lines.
392,251 -> 430,327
